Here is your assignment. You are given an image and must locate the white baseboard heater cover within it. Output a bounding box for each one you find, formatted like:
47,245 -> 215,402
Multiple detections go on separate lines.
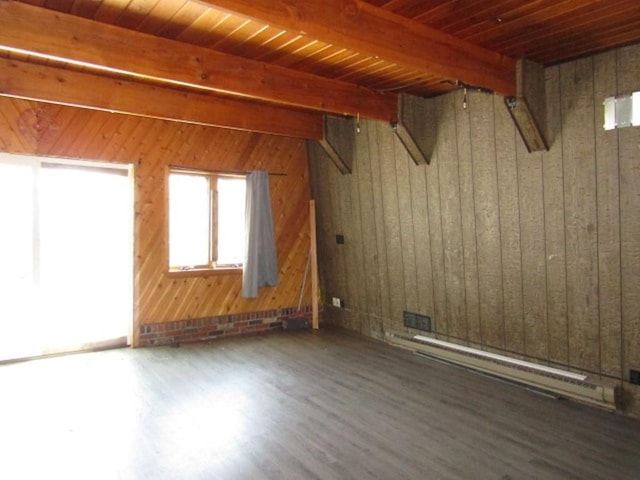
387,332 -> 617,410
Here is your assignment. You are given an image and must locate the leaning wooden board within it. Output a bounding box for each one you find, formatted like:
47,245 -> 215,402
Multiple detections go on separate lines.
310,199 -> 319,329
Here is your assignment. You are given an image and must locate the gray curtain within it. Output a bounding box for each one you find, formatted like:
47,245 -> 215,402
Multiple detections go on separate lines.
242,170 -> 278,298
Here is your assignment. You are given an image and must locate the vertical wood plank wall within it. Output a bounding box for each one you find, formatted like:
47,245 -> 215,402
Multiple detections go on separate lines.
0,99 -> 312,346
309,44 -> 640,401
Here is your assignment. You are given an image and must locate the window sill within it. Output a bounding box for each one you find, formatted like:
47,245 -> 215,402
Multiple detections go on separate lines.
166,267 -> 242,278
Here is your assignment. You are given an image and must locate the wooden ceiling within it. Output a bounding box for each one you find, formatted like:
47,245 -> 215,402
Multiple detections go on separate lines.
2,0 -> 640,138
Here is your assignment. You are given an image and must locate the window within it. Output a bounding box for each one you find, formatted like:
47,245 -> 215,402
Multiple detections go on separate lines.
168,169 -> 246,271
603,91 -> 640,130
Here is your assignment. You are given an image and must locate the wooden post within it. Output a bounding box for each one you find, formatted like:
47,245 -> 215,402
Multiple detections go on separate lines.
310,199 -> 319,329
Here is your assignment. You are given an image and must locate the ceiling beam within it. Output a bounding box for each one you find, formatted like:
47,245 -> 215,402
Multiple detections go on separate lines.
0,58 -> 323,139
202,0 -> 517,96
0,1 -> 397,121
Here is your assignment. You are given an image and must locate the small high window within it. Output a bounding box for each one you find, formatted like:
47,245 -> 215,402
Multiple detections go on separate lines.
168,169 -> 246,271
603,91 -> 640,130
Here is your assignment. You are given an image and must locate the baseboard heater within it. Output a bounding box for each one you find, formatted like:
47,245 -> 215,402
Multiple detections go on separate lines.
387,332 -> 617,410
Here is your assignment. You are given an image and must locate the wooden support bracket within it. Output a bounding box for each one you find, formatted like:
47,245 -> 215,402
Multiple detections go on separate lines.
317,114 -> 356,174
505,59 -> 548,152
392,93 -> 435,165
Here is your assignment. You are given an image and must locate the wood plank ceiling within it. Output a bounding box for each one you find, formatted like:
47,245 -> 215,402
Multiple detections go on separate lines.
3,0 -> 640,137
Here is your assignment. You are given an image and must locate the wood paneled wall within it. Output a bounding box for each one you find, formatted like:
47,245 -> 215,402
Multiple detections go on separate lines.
0,98 -> 312,345
309,43 -> 640,405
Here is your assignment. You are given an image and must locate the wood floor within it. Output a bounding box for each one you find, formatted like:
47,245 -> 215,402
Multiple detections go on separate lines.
0,327 -> 638,480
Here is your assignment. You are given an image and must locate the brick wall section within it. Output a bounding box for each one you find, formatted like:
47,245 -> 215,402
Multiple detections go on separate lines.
138,306 -> 319,346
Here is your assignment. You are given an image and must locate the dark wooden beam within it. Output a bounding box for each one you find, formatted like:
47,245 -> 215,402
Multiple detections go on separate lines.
0,57 -> 323,139
392,94 -> 436,165
203,0 -> 517,96
317,115 -> 356,174
505,59 -> 548,152
0,1 -> 397,122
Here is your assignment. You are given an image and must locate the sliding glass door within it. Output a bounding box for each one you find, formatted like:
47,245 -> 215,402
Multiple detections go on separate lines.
0,160 -> 37,360
0,154 -> 133,361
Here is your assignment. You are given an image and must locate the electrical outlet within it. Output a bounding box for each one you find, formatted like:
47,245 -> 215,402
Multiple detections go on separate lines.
332,297 -> 341,307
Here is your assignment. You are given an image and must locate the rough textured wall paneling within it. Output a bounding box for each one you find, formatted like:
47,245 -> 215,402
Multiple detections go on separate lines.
309,43 -> 640,411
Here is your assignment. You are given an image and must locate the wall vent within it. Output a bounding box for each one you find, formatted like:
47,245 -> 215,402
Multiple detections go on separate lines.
403,311 -> 431,332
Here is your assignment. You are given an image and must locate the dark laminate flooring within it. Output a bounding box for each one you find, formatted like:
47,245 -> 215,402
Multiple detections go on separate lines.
0,327 -> 638,480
